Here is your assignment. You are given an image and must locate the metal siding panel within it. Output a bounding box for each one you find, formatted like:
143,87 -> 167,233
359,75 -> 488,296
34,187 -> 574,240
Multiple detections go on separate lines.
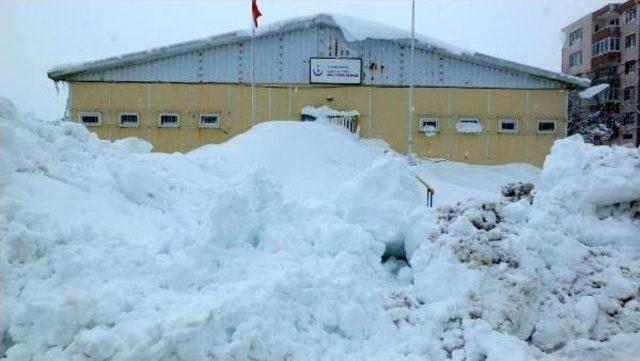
68,23 -> 567,89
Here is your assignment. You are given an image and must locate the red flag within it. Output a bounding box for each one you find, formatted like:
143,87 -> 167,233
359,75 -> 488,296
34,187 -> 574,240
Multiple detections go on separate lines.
252,0 -> 262,28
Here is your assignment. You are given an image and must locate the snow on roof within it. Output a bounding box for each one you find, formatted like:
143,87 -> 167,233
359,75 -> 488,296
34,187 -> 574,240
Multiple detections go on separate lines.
48,13 -> 589,88
579,83 -> 609,99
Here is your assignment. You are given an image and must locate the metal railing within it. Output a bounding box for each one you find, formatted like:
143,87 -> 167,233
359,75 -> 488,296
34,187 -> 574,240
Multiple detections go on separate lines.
415,175 -> 435,207
327,115 -> 359,133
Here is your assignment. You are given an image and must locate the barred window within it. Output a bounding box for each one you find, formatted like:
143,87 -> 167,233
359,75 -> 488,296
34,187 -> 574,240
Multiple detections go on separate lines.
159,113 -> 179,128
119,113 -> 139,127
79,111 -> 101,126
199,114 -> 220,129
499,119 -> 518,133
537,121 -> 556,133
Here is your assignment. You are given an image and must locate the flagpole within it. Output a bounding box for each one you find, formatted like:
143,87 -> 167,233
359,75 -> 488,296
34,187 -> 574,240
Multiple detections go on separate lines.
251,24 -> 256,127
407,0 -> 416,166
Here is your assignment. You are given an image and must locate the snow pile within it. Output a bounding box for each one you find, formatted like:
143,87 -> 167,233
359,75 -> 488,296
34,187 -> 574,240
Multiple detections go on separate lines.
1,97 -> 638,361
0,99 -> 425,360
410,136 -> 640,360
579,83 -> 609,99
188,120 -> 377,202
300,105 -> 359,121
422,125 -> 438,136
456,120 -> 484,134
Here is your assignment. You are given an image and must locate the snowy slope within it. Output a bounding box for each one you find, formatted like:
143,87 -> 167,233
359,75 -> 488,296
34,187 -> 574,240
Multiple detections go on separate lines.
188,120 -> 537,204
1,98 -> 639,360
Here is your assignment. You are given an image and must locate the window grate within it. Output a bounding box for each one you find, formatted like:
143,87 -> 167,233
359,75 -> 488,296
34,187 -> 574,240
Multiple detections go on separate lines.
120,113 -> 139,127
159,114 -> 179,128
79,112 -> 101,127
537,121 -> 556,133
199,114 -> 220,128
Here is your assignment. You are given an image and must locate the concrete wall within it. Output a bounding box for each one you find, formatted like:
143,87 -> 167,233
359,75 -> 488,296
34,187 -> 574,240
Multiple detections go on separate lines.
70,81 -> 567,166
561,15 -> 593,76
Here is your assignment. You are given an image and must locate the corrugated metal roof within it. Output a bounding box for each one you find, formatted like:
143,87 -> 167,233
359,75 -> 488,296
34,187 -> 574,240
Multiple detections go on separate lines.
48,13 -> 589,89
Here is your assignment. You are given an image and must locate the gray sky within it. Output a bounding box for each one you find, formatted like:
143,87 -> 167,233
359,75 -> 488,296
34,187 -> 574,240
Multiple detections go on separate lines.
0,0 -> 610,119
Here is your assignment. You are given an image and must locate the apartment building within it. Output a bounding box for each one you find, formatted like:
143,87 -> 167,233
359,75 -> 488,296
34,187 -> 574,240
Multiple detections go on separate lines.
562,0 -> 640,146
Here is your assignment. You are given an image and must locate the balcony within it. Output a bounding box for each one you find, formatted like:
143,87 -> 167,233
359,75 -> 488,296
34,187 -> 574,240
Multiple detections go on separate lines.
593,26 -> 621,42
592,52 -> 622,68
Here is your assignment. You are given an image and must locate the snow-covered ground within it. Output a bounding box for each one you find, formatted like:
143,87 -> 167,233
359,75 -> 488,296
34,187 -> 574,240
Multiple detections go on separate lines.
1,98 -> 639,360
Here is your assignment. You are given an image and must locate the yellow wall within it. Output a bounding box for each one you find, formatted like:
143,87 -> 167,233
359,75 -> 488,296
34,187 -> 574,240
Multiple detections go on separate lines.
70,82 -> 567,166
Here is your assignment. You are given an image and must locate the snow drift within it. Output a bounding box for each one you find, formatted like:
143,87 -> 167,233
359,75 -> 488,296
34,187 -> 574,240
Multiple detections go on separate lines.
1,98 -> 639,360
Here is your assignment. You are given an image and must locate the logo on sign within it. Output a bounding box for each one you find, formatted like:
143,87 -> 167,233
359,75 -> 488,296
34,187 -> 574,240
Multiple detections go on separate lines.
312,65 -> 323,76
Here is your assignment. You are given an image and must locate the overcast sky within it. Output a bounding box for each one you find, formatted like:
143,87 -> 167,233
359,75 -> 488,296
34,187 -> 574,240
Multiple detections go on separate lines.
0,0 -> 611,119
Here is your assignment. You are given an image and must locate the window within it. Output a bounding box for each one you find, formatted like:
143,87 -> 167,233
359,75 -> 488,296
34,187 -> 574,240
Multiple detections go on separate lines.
159,113 -> 179,128
569,28 -> 582,46
624,86 -> 636,101
623,133 -> 633,140
418,116 -> 439,133
199,113 -> 220,129
498,119 -> 518,133
610,37 -> 620,51
625,33 -> 637,49
623,112 -> 636,125
537,120 -> 556,134
456,118 -> 483,134
610,18 -> 620,26
119,113 -> 139,127
594,24 -> 600,32
627,8 -> 637,23
591,37 -> 620,56
625,60 -> 637,74
78,111 -> 101,127
569,51 -> 582,67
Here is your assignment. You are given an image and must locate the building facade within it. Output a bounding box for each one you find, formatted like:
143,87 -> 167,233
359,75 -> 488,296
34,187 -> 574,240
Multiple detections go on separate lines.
562,0 -> 640,146
50,14 -> 587,166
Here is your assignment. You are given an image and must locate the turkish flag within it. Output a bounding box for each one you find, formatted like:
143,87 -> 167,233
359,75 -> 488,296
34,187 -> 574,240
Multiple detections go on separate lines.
252,0 -> 262,28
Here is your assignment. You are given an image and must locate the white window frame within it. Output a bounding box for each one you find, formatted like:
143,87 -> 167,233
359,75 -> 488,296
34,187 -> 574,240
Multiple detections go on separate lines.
78,111 -> 102,127
537,120 -> 557,134
498,119 -> 518,134
569,51 -> 582,67
199,113 -> 221,129
627,8 -> 637,23
569,28 -> 582,46
418,116 -> 439,133
119,112 -> 139,128
625,33 -> 637,49
158,113 -> 180,128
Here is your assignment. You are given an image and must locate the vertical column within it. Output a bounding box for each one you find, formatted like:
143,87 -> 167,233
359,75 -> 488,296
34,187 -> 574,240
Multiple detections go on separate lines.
368,86 -> 373,138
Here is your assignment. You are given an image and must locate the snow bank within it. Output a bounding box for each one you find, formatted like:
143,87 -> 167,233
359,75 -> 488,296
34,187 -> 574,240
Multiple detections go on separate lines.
188,120 -> 379,202
410,139 -> 640,358
2,96 -> 638,360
